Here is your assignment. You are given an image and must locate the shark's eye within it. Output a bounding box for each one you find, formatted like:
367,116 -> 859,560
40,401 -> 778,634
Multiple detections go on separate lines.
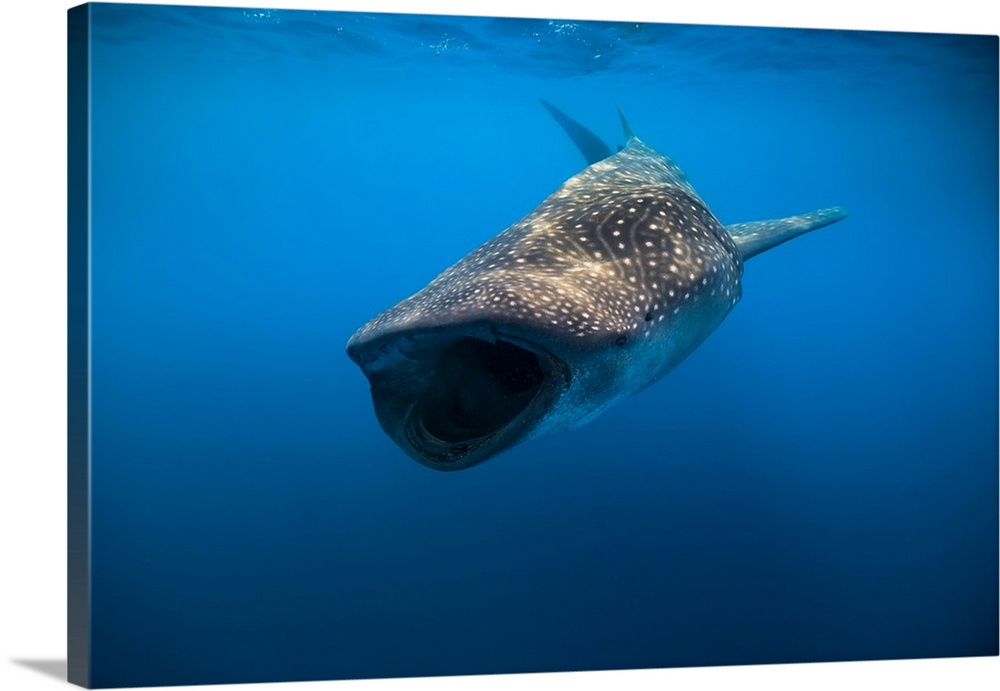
614,334 -> 628,346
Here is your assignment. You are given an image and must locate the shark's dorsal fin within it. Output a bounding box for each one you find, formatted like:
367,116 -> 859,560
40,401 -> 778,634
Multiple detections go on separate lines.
540,100 -> 613,165
616,103 -> 635,142
725,207 -> 848,260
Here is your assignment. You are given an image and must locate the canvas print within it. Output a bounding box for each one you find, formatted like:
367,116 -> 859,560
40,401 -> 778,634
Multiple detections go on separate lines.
68,2 -> 999,688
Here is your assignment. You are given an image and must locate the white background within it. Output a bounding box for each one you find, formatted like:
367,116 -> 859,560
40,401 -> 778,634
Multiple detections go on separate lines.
1,1 -> 997,690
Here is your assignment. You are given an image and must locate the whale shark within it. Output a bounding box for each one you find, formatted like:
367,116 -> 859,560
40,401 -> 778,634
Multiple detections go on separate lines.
346,103 -> 846,471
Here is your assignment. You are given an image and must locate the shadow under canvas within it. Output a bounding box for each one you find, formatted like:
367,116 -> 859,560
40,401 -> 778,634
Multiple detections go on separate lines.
12,659 -> 68,683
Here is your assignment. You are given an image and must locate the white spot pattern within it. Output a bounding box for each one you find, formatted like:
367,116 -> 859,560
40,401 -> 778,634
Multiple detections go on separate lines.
350,137 -> 744,346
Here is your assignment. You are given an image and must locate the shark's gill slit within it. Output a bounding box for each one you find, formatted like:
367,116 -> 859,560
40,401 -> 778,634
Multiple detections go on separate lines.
419,337 -> 545,451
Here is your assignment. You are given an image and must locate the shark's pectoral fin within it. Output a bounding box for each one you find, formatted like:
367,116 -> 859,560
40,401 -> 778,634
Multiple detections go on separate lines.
726,206 -> 848,260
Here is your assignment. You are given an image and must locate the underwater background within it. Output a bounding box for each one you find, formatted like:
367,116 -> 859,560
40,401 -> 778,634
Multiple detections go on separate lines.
82,3 -> 997,687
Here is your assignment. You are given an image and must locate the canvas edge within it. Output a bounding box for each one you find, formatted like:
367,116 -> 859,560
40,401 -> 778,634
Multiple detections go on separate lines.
68,3 -> 93,688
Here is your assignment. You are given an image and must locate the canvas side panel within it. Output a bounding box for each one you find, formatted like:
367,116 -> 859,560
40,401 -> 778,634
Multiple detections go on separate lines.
67,4 -> 92,688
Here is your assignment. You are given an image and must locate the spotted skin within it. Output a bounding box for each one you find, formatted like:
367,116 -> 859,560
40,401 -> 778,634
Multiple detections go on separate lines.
350,140 -> 741,346
346,113 -> 845,471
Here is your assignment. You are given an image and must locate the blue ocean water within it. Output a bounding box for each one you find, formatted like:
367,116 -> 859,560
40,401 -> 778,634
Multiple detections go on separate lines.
84,3 -> 998,687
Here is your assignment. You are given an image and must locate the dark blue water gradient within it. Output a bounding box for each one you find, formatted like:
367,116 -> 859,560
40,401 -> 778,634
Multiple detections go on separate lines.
84,3 -> 998,687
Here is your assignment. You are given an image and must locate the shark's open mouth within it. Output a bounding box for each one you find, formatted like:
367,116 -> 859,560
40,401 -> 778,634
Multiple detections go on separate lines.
407,337 -> 546,462
349,328 -> 567,470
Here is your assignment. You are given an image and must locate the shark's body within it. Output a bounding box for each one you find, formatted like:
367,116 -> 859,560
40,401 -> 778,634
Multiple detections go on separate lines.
347,104 -> 846,470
